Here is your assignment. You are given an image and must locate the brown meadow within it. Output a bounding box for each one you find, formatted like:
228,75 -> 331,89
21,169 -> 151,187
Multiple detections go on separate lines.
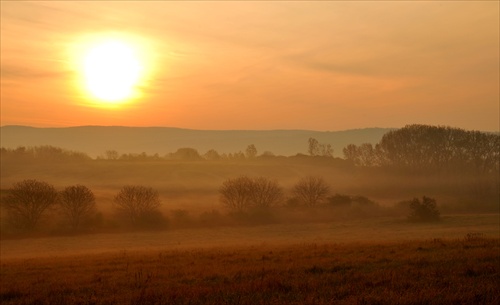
1,236 -> 498,305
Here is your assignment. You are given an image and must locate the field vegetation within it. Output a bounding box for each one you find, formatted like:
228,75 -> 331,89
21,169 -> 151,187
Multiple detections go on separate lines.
1,236 -> 498,304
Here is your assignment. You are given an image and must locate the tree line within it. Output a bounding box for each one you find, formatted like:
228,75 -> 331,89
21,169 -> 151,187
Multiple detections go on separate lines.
2,124 -> 498,172
2,180 -> 165,232
0,144 -> 265,162
343,124 -> 499,174
219,176 -> 333,211
3,175 -> 389,234
0,145 -> 91,162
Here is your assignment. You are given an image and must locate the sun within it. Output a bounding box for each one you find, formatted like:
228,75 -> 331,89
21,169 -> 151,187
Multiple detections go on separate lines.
69,32 -> 157,108
82,39 -> 143,103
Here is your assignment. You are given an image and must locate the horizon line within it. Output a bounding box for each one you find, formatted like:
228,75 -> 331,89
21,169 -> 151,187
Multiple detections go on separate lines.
0,124 -> 397,133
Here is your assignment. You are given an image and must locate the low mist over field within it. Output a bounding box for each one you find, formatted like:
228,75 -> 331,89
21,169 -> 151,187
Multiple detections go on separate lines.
1,124 -> 498,236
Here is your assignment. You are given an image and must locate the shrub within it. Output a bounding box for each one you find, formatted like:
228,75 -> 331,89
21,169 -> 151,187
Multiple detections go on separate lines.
170,209 -> 192,228
198,209 -> 225,227
285,197 -> 301,207
408,196 -> 440,222
352,196 -> 377,207
327,194 -> 352,207
228,207 -> 277,225
135,210 -> 168,229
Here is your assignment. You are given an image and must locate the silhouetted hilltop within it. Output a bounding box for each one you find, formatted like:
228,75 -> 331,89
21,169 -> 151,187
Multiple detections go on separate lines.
0,126 -> 393,158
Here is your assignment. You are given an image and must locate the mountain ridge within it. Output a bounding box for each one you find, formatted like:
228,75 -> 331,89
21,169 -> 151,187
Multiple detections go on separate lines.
0,125 -> 394,158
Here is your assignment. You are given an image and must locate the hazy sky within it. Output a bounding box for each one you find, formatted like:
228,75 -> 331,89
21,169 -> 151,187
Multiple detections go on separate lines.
1,1 -> 498,131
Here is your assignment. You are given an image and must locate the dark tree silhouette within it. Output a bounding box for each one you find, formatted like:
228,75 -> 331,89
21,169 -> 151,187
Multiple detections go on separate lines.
4,179 -> 58,230
250,177 -> 284,208
0,145 -> 91,162
105,150 -> 119,160
204,149 -> 221,161
343,143 -> 383,167
343,125 -> 499,173
114,185 -> 161,224
308,138 -> 320,156
245,144 -> 258,159
60,185 -> 96,230
327,194 -> 352,207
343,144 -> 359,165
219,176 -> 284,211
378,125 -> 499,173
168,148 -> 202,161
292,176 -> 330,207
308,138 -> 333,157
219,176 -> 254,211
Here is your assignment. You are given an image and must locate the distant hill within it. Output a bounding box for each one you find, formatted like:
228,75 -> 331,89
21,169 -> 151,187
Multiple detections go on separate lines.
0,126 -> 393,158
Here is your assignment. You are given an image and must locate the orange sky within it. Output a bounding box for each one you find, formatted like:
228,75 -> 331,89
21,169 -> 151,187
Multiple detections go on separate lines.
1,1 -> 498,131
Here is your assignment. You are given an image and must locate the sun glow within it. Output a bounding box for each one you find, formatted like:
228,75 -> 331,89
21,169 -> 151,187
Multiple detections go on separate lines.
71,33 -> 154,107
83,40 -> 142,102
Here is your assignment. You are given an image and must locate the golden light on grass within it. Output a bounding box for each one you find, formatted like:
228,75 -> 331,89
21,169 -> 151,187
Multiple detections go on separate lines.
70,33 -> 155,108
1,239 -> 499,304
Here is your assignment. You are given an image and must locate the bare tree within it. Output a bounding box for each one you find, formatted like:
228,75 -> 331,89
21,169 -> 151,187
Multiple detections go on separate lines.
319,143 -> 333,157
343,144 -> 360,165
308,138 -> 333,157
4,179 -> 58,230
114,185 -> 161,224
292,176 -> 330,207
59,185 -> 96,230
308,138 -> 320,156
250,177 -> 284,208
220,176 -> 284,211
219,176 -> 254,211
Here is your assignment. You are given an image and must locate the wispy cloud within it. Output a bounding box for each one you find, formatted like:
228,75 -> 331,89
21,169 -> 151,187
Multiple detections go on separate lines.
1,65 -> 71,79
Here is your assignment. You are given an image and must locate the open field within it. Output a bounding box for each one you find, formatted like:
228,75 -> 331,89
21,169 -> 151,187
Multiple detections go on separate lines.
1,236 -> 498,305
1,214 -> 498,259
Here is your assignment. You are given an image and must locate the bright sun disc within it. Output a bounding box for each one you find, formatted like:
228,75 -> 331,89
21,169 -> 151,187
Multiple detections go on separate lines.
83,40 -> 143,103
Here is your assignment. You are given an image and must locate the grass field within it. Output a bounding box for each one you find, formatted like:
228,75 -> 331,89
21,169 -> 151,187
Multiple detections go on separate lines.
1,214 -> 498,259
1,214 -> 499,304
1,237 -> 498,304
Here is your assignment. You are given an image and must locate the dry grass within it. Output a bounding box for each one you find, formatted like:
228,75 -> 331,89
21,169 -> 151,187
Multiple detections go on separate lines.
2,214 -> 499,259
1,237 -> 498,305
